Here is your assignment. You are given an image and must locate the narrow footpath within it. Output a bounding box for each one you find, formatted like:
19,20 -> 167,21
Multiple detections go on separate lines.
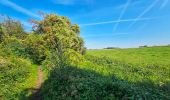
30,66 -> 43,100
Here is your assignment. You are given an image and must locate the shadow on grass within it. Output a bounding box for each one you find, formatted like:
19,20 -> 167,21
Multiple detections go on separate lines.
21,66 -> 170,100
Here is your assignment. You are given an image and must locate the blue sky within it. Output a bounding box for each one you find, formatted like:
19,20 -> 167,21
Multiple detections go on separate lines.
0,0 -> 170,49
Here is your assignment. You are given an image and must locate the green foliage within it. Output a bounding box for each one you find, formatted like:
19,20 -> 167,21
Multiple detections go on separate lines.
0,55 -> 38,99
0,13 -> 86,99
0,25 -> 4,42
40,62 -> 170,99
63,49 -> 85,66
0,16 -> 39,99
32,13 -> 85,55
1,36 -> 26,57
0,32 -> 47,64
0,16 -> 26,39
24,33 -> 47,64
42,50 -> 60,69
40,66 -> 121,100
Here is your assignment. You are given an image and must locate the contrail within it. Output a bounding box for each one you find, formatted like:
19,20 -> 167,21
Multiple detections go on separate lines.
113,0 -> 131,31
80,17 -> 154,27
127,0 -> 159,29
0,0 -> 40,19
84,33 -> 129,38
160,0 -> 169,9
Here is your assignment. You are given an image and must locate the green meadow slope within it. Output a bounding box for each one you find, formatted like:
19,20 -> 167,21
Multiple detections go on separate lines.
84,46 -> 170,99
87,46 -> 170,66
86,46 -> 170,84
40,46 -> 170,99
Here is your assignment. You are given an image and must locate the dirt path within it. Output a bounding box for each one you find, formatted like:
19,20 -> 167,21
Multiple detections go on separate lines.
36,66 -> 43,89
29,66 -> 43,100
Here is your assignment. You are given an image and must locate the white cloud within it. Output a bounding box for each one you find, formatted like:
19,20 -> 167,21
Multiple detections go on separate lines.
0,0 -> 40,19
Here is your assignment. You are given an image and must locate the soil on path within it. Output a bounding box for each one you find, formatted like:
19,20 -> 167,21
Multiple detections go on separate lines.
36,66 -> 43,89
29,66 -> 43,100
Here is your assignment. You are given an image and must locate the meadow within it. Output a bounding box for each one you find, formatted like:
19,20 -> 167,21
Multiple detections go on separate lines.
40,46 -> 170,99
87,46 -> 170,66
85,46 -> 170,99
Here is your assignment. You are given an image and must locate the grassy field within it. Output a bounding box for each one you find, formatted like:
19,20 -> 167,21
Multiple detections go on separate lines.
86,46 -> 170,84
40,46 -> 170,99
87,46 -> 170,66
83,46 -> 170,99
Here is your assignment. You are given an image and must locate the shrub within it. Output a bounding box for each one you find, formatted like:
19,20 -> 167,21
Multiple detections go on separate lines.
0,56 -> 34,99
24,33 -> 47,64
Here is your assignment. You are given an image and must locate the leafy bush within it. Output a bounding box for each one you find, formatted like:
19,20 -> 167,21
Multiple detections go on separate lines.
40,62 -> 170,100
24,33 -> 47,64
0,56 -> 37,99
1,36 -> 27,57
32,13 -> 86,55
63,49 -> 85,66
0,15 -> 26,39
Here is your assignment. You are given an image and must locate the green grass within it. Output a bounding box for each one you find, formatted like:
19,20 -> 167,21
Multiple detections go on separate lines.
87,46 -> 170,66
18,64 -> 38,99
83,46 -> 170,99
86,46 -> 170,82
40,46 -> 170,99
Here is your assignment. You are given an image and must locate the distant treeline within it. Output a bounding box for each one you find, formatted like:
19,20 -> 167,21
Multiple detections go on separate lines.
139,44 -> 170,48
104,45 -> 170,49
